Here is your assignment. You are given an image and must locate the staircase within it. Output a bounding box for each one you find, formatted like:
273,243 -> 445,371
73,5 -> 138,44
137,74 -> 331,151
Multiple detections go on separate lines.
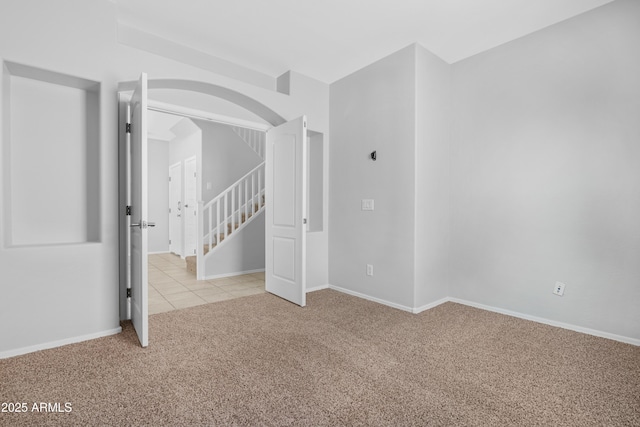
231,126 -> 264,159
186,127 -> 266,278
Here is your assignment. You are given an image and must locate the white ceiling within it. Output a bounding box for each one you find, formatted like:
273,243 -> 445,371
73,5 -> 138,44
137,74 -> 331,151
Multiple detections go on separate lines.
115,0 -> 614,84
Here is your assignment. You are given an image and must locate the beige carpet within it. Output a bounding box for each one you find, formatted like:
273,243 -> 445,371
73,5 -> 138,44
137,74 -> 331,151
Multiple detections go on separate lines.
1,290 -> 638,426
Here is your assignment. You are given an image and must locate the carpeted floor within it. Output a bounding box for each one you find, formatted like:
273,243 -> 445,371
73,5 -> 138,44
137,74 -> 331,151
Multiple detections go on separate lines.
1,289 -> 639,426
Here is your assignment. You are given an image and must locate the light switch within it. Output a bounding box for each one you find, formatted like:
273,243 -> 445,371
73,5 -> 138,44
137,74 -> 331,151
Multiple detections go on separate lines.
361,199 -> 374,211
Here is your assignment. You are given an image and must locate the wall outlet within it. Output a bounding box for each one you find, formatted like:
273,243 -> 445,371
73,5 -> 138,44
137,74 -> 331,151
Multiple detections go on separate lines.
366,264 -> 374,276
553,281 -> 566,296
361,199 -> 374,211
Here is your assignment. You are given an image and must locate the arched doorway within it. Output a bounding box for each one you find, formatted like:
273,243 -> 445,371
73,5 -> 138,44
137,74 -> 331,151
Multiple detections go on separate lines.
118,75 -> 309,347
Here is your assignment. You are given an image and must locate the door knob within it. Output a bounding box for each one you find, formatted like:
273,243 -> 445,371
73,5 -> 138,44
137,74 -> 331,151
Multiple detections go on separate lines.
130,221 -> 156,229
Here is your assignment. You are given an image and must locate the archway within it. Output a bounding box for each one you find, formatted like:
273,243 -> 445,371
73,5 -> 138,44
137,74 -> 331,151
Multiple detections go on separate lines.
117,78 -> 286,127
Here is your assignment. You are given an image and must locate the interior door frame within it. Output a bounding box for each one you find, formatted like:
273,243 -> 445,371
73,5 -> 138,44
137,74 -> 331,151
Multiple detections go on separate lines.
183,155 -> 198,257
168,161 -> 182,257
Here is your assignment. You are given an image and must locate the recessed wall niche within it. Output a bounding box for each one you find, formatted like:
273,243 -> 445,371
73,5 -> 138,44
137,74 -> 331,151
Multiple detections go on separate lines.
2,61 -> 100,247
307,131 -> 323,232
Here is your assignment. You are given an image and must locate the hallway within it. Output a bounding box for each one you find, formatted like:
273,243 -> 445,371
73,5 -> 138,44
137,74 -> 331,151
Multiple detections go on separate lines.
148,253 -> 265,314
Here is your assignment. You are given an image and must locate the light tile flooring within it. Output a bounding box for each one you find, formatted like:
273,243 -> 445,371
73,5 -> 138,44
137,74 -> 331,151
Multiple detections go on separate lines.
148,253 -> 265,315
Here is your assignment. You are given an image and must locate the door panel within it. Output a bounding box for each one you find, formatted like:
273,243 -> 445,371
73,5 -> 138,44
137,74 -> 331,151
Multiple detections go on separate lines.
265,116 -> 307,306
129,73 -> 149,347
184,156 -> 197,257
169,162 -> 182,256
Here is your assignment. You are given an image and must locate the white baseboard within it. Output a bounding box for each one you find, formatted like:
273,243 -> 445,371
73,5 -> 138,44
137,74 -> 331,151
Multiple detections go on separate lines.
328,285 -> 414,313
448,298 -> 640,347
307,284 -> 329,293
412,297 -> 450,314
0,326 -> 123,360
323,286 -> 639,347
204,268 -> 265,281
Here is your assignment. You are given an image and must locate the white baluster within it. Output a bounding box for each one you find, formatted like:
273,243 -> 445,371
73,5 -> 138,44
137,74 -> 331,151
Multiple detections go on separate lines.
207,206 -> 212,251
244,177 -> 249,220
231,185 -> 236,232
224,193 -> 228,240
216,199 -> 220,243
251,172 -> 256,214
258,167 -> 262,208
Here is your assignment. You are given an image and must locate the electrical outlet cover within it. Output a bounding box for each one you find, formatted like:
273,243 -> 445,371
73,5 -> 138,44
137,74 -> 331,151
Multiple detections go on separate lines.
553,281 -> 566,296
366,264 -> 373,276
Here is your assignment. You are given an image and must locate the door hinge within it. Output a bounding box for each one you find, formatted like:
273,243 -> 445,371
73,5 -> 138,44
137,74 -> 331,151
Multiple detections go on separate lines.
126,288 -> 131,298
169,239 -> 172,245
126,206 -> 132,216
126,123 -> 131,133
169,176 -> 172,181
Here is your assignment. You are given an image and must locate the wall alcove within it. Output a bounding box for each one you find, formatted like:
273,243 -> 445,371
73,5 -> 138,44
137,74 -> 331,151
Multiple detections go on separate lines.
2,61 -> 100,247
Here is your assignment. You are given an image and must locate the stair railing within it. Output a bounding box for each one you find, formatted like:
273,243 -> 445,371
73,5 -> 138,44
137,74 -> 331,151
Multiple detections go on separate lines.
231,127 -> 265,159
197,162 -> 265,279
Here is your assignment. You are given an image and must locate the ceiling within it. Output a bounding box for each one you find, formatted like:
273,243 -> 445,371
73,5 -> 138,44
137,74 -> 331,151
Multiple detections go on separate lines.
115,0 -> 614,84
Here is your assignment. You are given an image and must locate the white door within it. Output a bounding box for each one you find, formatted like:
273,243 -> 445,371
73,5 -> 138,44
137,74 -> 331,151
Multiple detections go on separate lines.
184,156 -> 197,257
128,73 -> 149,347
168,162 -> 182,256
265,116 -> 307,306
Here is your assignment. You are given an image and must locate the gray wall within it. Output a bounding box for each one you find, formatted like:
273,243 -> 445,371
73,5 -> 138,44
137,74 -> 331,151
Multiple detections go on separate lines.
197,121 -> 263,202
414,45 -> 452,308
329,45 -> 416,308
148,139 -> 169,253
449,0 -> 640,340
203,210 -> 265,278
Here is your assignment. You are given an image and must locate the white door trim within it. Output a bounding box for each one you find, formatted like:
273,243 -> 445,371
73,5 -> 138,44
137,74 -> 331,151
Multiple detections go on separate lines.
118,94 -> 270,132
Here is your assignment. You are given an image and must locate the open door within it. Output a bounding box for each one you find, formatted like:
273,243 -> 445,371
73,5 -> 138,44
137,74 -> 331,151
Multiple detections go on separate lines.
128,73 -> 149,347
265,116 -> 307,306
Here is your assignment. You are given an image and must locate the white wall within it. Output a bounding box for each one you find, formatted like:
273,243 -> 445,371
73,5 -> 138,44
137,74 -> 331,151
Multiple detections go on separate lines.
329,45 -> 416,308
449,0 -> 640,340
148,139 -> 169,253
0,0 -> 329,357
414,45 -> 452,308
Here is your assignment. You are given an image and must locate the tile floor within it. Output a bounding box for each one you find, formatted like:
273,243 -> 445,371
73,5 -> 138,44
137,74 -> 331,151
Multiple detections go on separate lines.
148,253 -> 265,315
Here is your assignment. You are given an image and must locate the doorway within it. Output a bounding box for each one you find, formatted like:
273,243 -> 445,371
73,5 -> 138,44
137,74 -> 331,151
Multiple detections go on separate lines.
119,75 -> 310,346
146,109 -> 268,314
